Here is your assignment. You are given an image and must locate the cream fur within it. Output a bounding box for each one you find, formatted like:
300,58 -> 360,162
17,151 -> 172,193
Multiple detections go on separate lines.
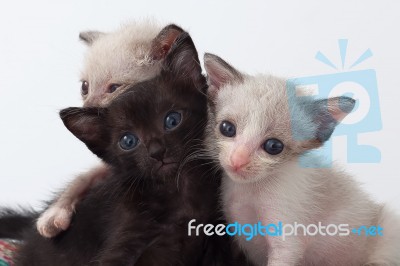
80,20 -> 162,107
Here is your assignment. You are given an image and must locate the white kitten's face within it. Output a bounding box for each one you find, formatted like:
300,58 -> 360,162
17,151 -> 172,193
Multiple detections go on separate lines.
210,75 -> 299,183
80,22 -> 162,107
209,70 -> 328,183
205,53 -> 354,184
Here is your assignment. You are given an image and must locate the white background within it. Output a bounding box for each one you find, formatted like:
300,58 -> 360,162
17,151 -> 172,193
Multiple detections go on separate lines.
0,0 -> 399,211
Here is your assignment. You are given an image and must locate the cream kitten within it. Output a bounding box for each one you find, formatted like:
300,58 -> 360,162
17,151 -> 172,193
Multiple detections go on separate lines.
36,21 -> 184,238
204,53 -> 400,266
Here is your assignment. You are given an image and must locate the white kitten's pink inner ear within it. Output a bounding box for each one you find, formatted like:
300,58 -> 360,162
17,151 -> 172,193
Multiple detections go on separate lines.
204,53 -> 243,93
327,96 -> 356,122
230,145 -> 251,172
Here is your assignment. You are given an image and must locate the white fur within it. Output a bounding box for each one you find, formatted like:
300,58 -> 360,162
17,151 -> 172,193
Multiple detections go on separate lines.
205,57 -> 400,265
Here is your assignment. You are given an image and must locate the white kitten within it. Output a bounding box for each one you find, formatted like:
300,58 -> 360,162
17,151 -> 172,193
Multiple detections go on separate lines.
204,53 -> 400,266
36,21 -> 184,238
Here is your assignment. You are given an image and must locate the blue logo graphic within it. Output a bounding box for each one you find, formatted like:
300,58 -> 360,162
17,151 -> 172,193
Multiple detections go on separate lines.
287,39 -> 382,167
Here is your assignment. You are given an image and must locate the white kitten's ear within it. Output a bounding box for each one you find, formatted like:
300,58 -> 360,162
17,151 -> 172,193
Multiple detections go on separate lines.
150,24 -> 184,60
204,53 -> 243,96
79,31 -> 104,45
60,107 -> 109,158
311,96 -> 355,143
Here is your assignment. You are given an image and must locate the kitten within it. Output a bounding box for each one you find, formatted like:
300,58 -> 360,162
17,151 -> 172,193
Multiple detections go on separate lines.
36,21 -> 185,238
79,20 -> 174,107
14,33 -> 230,266
203,53 -> 400,266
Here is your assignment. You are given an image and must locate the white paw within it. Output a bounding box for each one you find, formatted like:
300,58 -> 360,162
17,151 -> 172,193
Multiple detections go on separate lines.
36,205 -> 73,238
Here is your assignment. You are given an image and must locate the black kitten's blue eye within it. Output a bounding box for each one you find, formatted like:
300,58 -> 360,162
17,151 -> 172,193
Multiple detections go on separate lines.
119,133 -> 139,150
164,111 -> 182,130
263,138 -> 284,155
220,121 -> 236,137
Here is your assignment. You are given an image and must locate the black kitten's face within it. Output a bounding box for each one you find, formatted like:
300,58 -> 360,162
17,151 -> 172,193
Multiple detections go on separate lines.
104,77 -> 207,178
61,31 -> 207,180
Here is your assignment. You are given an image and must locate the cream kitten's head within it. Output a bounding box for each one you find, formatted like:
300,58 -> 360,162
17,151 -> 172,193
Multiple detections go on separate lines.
79,21 -> 184,107
204,53 -> 355,183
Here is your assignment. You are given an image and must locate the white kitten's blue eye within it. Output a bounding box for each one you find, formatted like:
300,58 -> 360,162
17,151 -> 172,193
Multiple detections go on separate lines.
220,121 -> 236,137
263,138 -> 284,155
119,133 -> 139,150
164,111 -> 182,130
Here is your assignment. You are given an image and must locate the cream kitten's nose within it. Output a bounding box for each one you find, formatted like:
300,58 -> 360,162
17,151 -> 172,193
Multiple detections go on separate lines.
230,145 -> 250,171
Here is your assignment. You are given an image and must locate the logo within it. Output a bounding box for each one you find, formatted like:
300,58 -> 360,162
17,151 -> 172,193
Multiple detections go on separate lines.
287,39 -> 382,167
188,219 -> 383,241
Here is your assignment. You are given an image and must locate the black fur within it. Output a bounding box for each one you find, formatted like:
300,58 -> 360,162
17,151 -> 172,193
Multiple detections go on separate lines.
8,32 -> 250,266
0,209 -> 36,240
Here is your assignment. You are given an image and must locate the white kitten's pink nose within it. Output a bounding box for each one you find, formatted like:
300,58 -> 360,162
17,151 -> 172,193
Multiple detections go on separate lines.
230,146 -> 250,171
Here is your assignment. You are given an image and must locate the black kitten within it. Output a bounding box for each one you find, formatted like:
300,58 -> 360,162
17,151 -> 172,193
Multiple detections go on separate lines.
13,32 -> 241,266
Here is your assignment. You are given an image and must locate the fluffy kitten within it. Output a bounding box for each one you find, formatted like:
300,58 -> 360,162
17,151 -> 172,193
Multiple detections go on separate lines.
36,22 -> 184,238
203,53 -> 400,266
80,20 -> 170,107
14,33 -> 229,266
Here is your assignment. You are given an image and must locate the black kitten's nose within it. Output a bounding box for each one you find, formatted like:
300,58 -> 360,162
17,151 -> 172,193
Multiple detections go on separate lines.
149,141 -> 166,161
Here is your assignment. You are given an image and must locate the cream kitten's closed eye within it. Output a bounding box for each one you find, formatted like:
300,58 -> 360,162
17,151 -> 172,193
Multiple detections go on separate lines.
108,83 -> 122,93
204,53 -> 400,266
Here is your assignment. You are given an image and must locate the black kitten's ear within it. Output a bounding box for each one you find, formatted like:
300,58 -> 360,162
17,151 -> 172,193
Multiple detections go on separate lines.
150,24 -> 184,60
79,31 -> 104,45
307,96 -> 355,146
163,31 -> 205,88
60,107 -> 109,158
203,53 -> 244,97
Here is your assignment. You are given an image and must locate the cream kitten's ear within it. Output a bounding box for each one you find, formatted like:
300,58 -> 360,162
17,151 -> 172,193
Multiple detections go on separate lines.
311,96 -> 355,143
150,24 -> 184,60
204,53 -> 243,96
79,31 -> 104,45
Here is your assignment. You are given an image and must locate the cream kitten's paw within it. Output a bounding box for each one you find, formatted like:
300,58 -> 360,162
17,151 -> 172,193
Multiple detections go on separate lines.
36,206 -> 73,238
